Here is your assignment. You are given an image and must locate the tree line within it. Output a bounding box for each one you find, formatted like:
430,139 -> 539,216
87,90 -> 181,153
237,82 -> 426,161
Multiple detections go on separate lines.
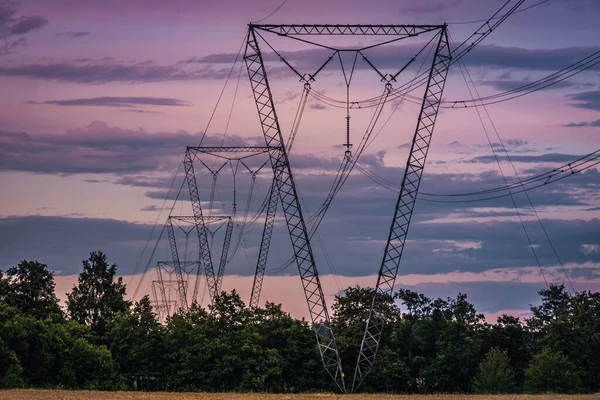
1,251 -> 599,393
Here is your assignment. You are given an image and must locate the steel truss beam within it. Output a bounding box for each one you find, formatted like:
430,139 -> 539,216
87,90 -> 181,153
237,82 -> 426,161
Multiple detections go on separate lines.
184,149 -> 218,303
187,146 -> 275,154
166,218 -> 188,309
170,215 -> 230,224
253,24 -> 443,36
250,177 -> 279,309
168,214 -> 233,304
352,27 -> 451,391
215,217 -> 234,294
183,147 -> 275,304
245,26 -> 345,392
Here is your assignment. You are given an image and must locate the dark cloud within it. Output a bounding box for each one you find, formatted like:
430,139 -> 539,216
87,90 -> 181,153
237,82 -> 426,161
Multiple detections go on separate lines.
195,44 -> 600,74
563,119 -> 600,128
558,0 -> 600,10
140,205 -> 162,212
568,90 -> 600,111
0,1 -> 48,54
309,103 -> 327,110
0,59 -> 235,83
467,152 -> 587,164
402,0 -> 462,15
56,31 -> 91,38
481,78 -> 589,92
0,215 -> 153,274
125,150 -> 599,276
504,139 -> 529,147
4,44 -> 600,84
121,109 -> 163,114
8,15 -> 47,35
398,281 -> 546,313
0,122 -> 250,174
27,96 -> 189,107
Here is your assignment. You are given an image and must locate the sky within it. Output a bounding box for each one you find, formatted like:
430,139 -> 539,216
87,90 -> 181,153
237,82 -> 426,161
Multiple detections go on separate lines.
1,0 -> 600,321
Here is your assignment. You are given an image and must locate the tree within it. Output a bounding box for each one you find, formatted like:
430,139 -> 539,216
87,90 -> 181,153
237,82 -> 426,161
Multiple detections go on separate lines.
331,285 -> 399,386
107,295 -> 164,390
67,251 -> 131,336
0,270 -> 9,302
527,284 -> 600,392
524,347 -> 581,393
2,261 -> 62,320
473,347 -> 515,393
419,294 -> 484,393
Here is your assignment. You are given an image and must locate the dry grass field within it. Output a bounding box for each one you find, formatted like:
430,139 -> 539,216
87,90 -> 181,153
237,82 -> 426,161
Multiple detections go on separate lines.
1,391 -> 599,400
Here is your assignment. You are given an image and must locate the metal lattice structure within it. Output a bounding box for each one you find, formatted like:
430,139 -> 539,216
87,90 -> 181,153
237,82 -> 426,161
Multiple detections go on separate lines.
243,23 -> 451,392
245,25 -> 344,391
250,177 -> 279,309
151,261 -> 194,322
156,215 -> 233,313
215,217 -> 234,294
182,146 -> 280,307
184,149 -> 219,303
353,27 -> 451,391
166,218 -> 188,309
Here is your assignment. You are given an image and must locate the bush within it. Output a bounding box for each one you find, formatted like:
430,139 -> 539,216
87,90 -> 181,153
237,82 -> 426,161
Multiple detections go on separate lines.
473,347 -> 515,393
1,351 -> 25,388
524,347 -> 581,393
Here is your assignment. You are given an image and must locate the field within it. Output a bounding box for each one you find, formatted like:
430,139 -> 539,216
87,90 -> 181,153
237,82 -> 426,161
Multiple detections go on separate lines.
1,391 -> 600,400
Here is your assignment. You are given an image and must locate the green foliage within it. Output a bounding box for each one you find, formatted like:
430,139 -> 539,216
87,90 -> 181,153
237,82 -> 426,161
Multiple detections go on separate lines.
472,347 -> 515,393
524,347 -> 581,393
0,349 -> 24,388
1,260 -> 62,320
2,252 -> 600,394
67,251 -> 132,336
106,295 -> 164,390
527,284 -> 600,392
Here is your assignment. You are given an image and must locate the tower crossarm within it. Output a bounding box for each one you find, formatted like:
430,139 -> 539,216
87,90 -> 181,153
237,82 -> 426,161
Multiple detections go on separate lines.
252,24 -> 443,37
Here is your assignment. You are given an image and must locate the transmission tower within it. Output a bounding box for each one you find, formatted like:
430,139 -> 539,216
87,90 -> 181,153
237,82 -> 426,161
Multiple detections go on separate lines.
243,24 -> 451,392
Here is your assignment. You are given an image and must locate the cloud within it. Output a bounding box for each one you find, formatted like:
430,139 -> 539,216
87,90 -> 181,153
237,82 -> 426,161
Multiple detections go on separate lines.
0,215 -> 153,274
0,59 -> 238,83
0,1 -> 48,54
481,78 -> 590,92
4,44 -> 600,84
121,109 -> 163,114
309,103 -> 327,110
8,15 -> 47,35
56,31 -> 91,38
27,96 -> 189,107
0,121 -> 250,174
563,119 -> 600,128
402,0 -> 462,15
140,205 -> 162,212
195,44 -> 600,73
568,90 -> 600,111
467,152 -> 587,164
2,212 -> 600,281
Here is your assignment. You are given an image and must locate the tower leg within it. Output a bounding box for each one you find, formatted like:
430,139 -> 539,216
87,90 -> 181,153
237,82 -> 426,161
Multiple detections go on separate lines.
244,27 -> 345,392
352,27 -> 451,392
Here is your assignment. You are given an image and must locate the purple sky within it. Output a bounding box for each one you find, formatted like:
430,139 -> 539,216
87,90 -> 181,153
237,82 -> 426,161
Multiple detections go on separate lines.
1,0 -> 600,320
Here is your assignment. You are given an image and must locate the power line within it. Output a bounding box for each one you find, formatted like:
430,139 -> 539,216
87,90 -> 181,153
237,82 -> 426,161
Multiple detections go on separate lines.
447,0 -> 550,25
457,48 -> 576,293
252,0 -> 289,23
